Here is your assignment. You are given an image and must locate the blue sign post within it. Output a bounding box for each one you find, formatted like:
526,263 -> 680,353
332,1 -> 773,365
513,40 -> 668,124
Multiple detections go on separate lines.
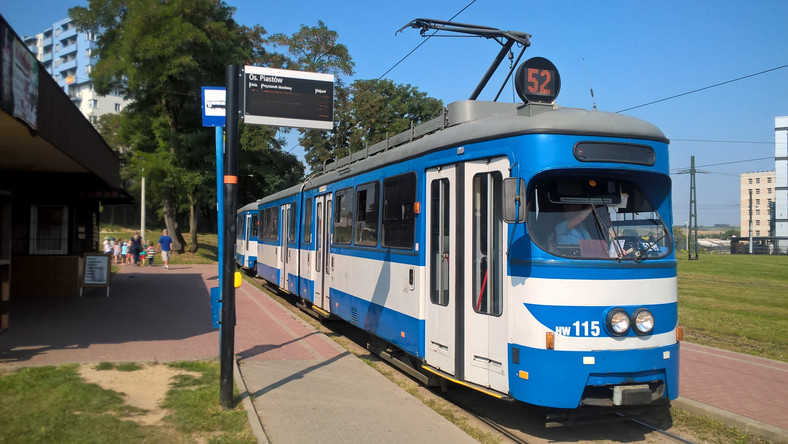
201,87 -> 226,329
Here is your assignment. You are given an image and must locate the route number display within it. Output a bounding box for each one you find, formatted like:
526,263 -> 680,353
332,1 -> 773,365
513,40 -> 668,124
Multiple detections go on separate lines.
515,57 -> 561,104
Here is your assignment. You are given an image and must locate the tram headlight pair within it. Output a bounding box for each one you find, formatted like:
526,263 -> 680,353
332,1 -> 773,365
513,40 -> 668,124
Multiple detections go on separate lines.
605,308 -> 655,336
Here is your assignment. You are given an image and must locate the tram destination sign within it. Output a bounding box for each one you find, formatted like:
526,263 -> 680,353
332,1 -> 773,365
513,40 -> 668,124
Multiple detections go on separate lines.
243,66 -> 334,130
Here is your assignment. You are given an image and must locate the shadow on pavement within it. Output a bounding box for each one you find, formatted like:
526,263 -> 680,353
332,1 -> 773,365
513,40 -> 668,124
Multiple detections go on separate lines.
0,268 -> 215,365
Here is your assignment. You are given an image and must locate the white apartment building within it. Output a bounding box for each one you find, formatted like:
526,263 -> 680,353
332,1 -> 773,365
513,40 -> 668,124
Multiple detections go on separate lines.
740,171 -> 775,237
22,17 -> 129,125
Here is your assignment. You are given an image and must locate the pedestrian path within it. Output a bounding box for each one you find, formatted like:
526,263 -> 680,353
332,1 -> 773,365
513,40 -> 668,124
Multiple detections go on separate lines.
675,342 -> 788,442
0,264 -> 785,443
232,279 -> 475,443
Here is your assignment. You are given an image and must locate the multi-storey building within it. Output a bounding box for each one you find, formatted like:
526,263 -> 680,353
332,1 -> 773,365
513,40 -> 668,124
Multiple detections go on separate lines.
740,171 -> 775,237
22,17 -> 128,124
775,116 -> 788,251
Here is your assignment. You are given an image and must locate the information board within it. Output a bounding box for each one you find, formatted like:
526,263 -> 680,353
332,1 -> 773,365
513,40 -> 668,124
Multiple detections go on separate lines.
243,66 -> 334,130
81,254 -> 111,297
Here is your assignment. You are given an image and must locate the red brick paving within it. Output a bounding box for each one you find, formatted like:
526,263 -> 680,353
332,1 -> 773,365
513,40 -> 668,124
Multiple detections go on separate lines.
679,342 -> 788,430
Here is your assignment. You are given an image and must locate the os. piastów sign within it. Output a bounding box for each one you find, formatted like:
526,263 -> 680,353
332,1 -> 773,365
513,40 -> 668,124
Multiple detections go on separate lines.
243,66 -> 334,130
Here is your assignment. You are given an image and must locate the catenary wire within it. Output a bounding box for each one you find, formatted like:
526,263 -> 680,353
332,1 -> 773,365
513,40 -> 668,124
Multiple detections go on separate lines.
377,0 -> 478,80
616,64 -> 788,113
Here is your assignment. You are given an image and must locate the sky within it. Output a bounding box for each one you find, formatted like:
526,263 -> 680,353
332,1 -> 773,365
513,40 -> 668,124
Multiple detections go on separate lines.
2,0 -> 787,227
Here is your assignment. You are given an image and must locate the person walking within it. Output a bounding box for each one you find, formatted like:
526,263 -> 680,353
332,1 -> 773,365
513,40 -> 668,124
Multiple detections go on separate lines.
130,231 -> 143,266
157,229 -> 173,269
146,241 -> 155,266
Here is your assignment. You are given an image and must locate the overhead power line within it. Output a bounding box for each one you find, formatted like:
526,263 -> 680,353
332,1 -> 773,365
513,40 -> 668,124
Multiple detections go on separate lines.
617,64 -> 788,113
377,0 -> 478,80
672,138 -> 772,145
670,156 -> 773,172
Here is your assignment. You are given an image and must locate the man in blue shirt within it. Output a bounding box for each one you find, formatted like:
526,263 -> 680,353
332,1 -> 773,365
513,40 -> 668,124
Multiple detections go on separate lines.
556,205 -> 593,244
157,229 -> 174,269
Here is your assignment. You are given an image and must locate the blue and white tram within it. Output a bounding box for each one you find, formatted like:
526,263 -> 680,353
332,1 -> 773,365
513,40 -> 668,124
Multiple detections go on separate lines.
252,99 -> 680,409
235,201 -> 260,274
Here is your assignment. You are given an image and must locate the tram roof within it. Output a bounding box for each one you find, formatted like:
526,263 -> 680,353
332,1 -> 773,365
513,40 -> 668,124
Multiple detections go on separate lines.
258,100 -> 669,205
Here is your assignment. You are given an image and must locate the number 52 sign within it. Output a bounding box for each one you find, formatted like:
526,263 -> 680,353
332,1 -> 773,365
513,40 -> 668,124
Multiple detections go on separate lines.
514,57 -> 561,104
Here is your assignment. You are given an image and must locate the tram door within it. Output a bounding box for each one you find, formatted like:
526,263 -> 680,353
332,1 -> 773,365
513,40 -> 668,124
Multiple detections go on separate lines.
425,166 -> 457,374
279,204 -> 290,291
463,158 -> 509,392
314,194 -> 332,312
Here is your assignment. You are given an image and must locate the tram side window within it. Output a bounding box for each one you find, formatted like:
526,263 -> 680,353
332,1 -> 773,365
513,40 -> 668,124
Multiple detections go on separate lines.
333,188 -> 354,244
472,172 -> 502,316
355,181 -> 380,246
289,202 -> 297,242
303,198 -> 313,243
261,206 -> 279,241
250,213 -> 259,238
236,216 -> 244,240
382,173 -> 416,249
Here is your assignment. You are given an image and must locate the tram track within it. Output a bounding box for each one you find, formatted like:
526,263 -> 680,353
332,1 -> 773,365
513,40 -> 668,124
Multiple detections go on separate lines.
615,413 -> 695,444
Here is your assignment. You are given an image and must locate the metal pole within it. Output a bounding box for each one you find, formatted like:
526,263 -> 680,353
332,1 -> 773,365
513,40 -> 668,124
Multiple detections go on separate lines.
216,127 -> 224,299
220,65 -> 241,409
140,175 -> 146,246
469,38 -> 515,100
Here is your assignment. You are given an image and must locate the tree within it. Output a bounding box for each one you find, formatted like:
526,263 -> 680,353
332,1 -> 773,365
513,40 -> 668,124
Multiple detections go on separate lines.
721,229 -> 739,240
70,0 -> 273,253
348,79 -> 443,151
269,21 -> 355,171
237,125 -> 304,205
302,79 -> 444,171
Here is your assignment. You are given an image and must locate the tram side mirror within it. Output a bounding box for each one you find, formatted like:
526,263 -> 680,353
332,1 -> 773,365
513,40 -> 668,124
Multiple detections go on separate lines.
503,178 -> 526,223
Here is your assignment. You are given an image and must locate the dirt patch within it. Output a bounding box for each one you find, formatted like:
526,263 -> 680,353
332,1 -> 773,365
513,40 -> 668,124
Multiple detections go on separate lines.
78,363 -> 198,425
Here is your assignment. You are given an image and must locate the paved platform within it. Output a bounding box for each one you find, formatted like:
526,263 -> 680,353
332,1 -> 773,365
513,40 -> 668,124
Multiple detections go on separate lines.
1,264 -> 786,443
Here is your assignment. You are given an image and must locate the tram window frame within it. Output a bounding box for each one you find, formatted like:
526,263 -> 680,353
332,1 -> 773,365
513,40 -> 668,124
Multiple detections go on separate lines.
382,173 -> 417,249
355,181 -> 380,247
430,178 -> 450,306
472,172 -> 503,317
303,197 -> 313,243
261,206 -> 279,241
288,202 -> 297,242
250,212 -> 259,238
236,216 -> 244,240
333,187 -> 354,245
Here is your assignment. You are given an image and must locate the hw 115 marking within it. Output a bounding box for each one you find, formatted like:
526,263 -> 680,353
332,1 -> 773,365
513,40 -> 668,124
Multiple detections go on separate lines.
555,321 -> 601,337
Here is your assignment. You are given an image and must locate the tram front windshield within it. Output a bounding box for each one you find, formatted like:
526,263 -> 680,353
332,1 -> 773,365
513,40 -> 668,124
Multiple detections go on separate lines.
527,177 -> 672,261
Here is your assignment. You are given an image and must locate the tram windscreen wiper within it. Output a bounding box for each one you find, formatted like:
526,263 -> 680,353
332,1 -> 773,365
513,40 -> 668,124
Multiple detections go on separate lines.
588,204 -> 623,260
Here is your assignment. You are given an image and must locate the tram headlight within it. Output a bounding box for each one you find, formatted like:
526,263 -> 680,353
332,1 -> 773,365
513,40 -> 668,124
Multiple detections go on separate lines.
606,308 -> 630,336
632,308 -> 655,335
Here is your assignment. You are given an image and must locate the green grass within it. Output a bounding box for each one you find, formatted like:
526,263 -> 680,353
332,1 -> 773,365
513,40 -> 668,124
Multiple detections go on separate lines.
161,361 -> 252,441
0,361 -> 254,444
0,364 -> 160,443
671,407 -> 771,444
677,254 -> 788,362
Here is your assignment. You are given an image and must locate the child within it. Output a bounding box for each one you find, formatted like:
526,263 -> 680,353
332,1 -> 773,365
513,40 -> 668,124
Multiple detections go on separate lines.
120,242 -> 128,265
113,241 -> 121,264
146,241 -> 155,266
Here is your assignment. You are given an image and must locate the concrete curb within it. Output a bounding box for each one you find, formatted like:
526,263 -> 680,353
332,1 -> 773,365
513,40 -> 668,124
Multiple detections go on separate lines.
233,357 -> 270,444
672,397 -> 788,443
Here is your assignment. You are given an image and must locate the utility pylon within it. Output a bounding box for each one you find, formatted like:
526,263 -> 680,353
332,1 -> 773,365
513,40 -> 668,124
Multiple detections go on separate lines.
676,156 -> 707,260
688,156 -> 699,260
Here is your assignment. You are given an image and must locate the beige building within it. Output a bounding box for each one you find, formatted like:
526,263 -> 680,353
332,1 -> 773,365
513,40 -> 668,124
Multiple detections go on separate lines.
740,171 -> 775,237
